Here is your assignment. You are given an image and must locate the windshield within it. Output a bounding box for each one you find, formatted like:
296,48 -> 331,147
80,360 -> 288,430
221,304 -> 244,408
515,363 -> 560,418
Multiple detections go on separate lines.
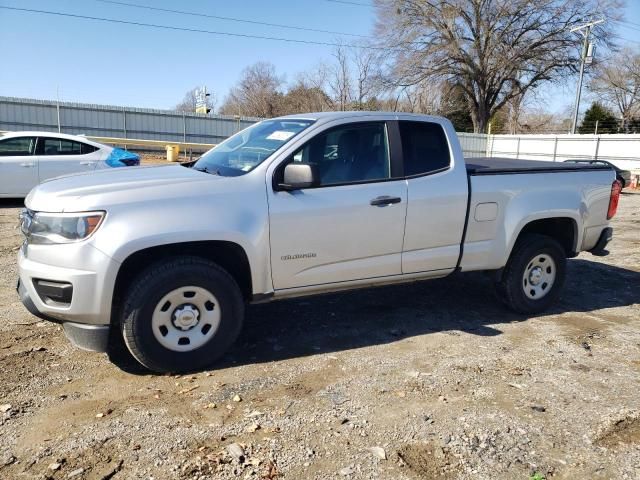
193,118 -> 314,176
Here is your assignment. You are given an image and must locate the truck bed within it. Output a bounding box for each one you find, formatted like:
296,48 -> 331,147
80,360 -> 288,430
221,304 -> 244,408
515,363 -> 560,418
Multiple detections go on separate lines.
466,157 -> 612,175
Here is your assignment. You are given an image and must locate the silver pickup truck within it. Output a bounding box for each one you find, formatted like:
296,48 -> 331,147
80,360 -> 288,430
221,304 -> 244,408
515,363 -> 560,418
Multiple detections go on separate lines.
16,112 -> 621,373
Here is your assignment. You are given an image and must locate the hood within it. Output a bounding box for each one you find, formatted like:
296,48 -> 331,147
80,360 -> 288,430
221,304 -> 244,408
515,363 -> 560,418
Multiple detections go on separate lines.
26,165 -> 224,212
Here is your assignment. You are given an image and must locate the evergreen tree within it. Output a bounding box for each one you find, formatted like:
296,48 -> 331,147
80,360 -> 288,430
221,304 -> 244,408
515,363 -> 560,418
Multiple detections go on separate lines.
578,102 -> 619,134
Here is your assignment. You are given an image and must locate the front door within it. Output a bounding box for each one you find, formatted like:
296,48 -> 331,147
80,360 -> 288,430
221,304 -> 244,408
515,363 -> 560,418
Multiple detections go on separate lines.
268,121 -> 407,290
0,136 -> 38,196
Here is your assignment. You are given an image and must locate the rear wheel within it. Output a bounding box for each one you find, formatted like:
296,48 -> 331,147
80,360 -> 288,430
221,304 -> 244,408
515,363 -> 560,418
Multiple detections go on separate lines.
495,234 -> 566,314
121,257 -> 244,373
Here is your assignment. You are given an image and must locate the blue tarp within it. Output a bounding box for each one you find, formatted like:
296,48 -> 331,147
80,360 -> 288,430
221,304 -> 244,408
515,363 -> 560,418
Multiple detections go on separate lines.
105,148 -> 140,167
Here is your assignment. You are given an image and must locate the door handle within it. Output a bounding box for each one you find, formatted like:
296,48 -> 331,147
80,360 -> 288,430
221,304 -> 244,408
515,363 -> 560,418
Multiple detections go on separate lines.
19,162 -> 35,168
80,161 -> 95,166
370,195 -> 402,206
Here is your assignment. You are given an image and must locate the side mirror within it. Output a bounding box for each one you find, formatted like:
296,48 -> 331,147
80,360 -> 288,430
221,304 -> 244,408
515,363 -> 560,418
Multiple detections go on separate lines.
279,163 -> 319,190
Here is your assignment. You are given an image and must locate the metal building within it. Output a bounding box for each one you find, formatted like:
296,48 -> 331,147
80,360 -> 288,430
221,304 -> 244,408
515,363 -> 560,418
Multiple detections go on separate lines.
0,96 -> 259,145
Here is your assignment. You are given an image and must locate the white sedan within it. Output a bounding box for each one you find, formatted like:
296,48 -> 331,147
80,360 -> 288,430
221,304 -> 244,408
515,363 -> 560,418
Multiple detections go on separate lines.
0,131 -> 140,198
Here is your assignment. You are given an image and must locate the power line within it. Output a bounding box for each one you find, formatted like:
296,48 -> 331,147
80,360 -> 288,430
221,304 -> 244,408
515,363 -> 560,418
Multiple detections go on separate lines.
323,0 -> 373,6
612,19 -> 640,30
612,20 -> 640,34
92,0 -> 369,38
615,18 -> 640,29
0,5 -> 390,50
612,34 -> 640,45
2,4 -> 636,55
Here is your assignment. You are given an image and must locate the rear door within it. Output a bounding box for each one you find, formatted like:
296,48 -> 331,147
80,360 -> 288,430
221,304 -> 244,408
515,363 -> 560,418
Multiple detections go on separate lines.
36,137 -> 100,182
0,136 -> 38,196
268,121 -> 407,290
400,120 -> 469,274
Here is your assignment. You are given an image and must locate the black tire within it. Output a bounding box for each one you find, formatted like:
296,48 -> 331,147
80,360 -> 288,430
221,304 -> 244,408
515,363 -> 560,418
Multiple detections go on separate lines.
495,234 -> 566,314
121,256 -> 244,373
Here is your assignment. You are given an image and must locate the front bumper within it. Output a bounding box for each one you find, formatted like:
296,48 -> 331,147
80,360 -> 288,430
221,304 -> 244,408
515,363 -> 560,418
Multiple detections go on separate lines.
17,241 -> 118,352
16,277 -> 59,323
17,278 -> 110,352
17,242 -> 117,325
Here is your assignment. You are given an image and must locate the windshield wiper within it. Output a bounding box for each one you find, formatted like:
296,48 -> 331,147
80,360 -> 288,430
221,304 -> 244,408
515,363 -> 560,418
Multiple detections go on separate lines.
193,166 -> 221,175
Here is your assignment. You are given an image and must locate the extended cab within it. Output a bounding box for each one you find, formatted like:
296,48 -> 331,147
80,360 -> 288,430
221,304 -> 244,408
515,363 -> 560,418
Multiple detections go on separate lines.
16,113 -> 621,373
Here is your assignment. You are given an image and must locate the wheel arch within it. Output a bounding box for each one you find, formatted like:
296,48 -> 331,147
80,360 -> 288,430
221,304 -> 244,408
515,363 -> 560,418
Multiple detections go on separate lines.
112,241 -> 253,320
509,217 -> 579,260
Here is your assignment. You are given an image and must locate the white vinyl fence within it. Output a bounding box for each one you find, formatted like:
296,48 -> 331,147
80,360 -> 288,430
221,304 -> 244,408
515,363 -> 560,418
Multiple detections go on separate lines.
486,134 -> 640,171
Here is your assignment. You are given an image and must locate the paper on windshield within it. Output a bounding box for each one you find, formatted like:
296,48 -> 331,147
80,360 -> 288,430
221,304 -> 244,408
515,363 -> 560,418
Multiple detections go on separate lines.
266,130 -> 296,141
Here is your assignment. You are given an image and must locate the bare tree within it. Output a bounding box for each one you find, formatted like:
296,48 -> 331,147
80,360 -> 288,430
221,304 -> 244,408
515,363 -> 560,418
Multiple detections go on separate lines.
327,46 -> 353,111
374,0 -> 622,132
313,45 -> 388,111
589,48 -> 640,132
351,47 -> 384,109
296,65 -> 336,110
505,95 -> 525,135
219,62 -> 285,118
175,86 -> 216,113
410,80 -> 448,114
280,81 -> 332,114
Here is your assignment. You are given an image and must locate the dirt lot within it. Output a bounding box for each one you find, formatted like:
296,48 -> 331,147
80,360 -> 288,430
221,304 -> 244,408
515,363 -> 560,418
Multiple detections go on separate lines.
0,192 -> 638,480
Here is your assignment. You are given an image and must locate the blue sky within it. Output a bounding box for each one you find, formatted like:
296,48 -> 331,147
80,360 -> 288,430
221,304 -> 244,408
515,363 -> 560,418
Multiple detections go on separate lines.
1,0 -> 639,115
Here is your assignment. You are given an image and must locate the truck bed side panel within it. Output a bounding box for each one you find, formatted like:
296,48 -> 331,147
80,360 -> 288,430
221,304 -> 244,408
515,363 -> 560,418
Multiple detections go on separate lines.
460,169 -> 614,272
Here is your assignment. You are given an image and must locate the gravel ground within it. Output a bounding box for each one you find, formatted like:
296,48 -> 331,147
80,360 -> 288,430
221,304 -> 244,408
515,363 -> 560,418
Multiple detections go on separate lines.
0,191 -> 638,480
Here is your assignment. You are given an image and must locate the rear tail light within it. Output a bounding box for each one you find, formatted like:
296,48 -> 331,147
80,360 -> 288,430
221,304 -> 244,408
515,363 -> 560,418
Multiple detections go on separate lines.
607,180 -> 622,220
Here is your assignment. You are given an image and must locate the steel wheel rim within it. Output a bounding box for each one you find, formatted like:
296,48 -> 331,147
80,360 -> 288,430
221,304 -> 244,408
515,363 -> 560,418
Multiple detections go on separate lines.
151,286 -> 221,352
522,253 -> 556,300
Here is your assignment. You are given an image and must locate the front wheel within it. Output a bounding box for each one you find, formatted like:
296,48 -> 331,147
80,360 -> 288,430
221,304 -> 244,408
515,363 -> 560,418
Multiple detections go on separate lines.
121,257 -> 244,373
495,234 -> 567,314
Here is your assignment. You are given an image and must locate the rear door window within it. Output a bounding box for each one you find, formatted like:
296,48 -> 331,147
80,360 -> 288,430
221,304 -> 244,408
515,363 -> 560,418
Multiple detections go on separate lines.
81,143 -> 98,154
40,138 -> 96,155
0,137 -> 36,156
399,121 -> 450,176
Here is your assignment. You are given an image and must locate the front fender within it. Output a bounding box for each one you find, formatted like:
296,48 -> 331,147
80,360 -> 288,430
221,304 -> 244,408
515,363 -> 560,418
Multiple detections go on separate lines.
90,194 -> 271,296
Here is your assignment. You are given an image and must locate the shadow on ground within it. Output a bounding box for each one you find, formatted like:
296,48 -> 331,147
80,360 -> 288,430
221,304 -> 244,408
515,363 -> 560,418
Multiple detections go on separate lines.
108,258 -> 640,375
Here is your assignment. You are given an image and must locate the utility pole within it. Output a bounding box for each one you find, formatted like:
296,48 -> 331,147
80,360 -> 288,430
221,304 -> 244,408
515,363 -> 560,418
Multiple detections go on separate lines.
195,85 -> 211,115
570,18 -> 605,134
56,86 -> 61,133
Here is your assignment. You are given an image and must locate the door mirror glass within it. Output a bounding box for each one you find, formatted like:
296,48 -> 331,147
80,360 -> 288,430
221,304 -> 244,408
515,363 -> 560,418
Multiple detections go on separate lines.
281,163 -> 319,190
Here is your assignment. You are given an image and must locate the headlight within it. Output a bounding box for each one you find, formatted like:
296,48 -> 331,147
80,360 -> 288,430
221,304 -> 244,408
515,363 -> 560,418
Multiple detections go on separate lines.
22,211 -> 105,245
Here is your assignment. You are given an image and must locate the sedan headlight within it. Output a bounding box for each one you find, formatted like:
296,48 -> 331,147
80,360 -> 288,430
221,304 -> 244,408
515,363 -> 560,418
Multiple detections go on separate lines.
20,210 -> 105,245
